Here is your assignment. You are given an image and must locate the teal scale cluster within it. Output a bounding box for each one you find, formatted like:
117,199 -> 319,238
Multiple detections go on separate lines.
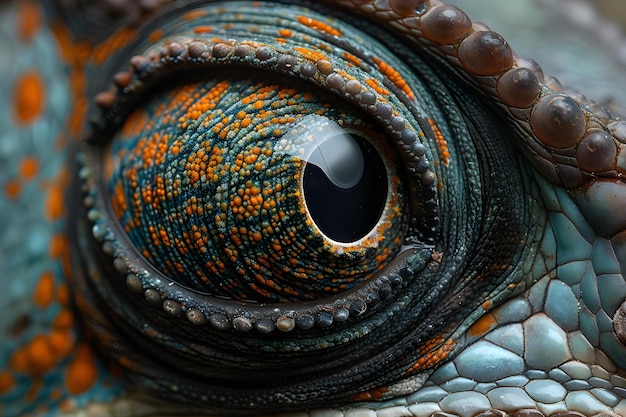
106,72 -> 405,302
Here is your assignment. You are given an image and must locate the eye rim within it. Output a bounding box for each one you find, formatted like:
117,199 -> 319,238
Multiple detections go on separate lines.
81,27 -> 442,332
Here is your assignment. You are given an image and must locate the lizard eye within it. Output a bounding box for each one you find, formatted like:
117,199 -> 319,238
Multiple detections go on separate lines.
71,1 -> 537,413
98,70 -> 410,303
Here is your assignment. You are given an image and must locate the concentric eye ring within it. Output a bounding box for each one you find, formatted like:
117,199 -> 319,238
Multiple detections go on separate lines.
81,19 -> 441,334
66,1 -> 527,411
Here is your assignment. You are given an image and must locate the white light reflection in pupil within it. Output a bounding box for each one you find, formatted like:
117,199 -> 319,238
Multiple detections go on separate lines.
307,133 -> 365,189
279,116 -> 388,243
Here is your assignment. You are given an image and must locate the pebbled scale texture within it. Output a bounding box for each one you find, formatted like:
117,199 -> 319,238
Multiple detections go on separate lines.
1,1 -> 625,417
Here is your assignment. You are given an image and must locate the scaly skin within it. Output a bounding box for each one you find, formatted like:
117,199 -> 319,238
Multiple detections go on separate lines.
1,1 -> 625,417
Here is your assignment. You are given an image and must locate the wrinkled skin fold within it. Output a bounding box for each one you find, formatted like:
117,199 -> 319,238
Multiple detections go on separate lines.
0,1 -> 625,417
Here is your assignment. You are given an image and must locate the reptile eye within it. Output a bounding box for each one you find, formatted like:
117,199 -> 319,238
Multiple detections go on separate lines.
98,69 -> 407,303
69,1 -> 540,413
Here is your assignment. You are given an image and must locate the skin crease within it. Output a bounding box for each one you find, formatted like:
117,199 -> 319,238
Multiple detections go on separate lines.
0,0 -> 625,417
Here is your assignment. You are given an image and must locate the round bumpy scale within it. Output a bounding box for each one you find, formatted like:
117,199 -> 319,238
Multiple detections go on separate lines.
576,129 -> 617,173
530,94 -> 587,149
420,5 -> 473,45
457,31 -> 514,76
496,67 -> 540,108
389,0 -> 423,16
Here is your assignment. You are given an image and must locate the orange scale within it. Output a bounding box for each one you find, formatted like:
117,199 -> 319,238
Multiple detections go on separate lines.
364,78 -> 389,96
33,271 -> 55,309
372,56 -> 415,100
351,386 -> 388,401
278,29 -> 292,38
48,329 -> 76,358
0,370 -> 15,394
343,52 -> 363,67
17,1 -> 42,41
468,311 -> 498,338
48,234 -> 69,260
3,179 -> 21,200
148,28 -> 163,43
19,156 -> 39,181
65,344 -> 98,395
24,335 -> 58,376
13,70 -> 45,126
53,309 -> 74,329
182,9 -> 208,21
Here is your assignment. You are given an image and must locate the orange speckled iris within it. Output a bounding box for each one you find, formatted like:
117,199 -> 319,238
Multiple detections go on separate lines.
106,71 -> 405,302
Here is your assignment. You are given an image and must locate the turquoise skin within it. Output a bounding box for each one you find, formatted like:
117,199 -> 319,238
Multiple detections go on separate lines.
1,1 -> 625,416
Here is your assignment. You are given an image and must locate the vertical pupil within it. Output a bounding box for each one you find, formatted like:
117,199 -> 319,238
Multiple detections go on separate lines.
303,134 -> 388,243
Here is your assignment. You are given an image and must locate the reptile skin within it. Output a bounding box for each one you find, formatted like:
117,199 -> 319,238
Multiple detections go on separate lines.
1,1 -> 626,416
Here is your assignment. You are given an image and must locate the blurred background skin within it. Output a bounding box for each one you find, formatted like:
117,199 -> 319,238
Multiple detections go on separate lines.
596,0 -> 626,26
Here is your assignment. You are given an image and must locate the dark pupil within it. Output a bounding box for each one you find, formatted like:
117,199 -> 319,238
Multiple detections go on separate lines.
303,134 -> 388,243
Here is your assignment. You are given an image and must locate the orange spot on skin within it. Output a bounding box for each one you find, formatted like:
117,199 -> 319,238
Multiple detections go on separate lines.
50,21 -> 76,63
293,46 -> 328,63
53,309 -> 74,329
49,233 -> 68,258
56,282 -> 70,307
193,26 -> 214,34
407,338 -> 458,373
33,271 -> 55,309
10,348 -> 29,373
351,386 -> 388,401
50,22 -> 91,141
49,329 -> 76,358
65,344 -> 98,394
13,70 -> 45,125
26,335 -> 57,375
372,56 -> 415,100
19,155 -> 39,180
45,183 -> 65,221
3,180 -> 21,199
148,28 -> 163,43
364,78 -> 389,96
296,16 -> 342,37
0,370 -> 15,394
427,118 -> 450,165
91,28 -> 137,65
468,312 -> 498,338
278,29 -> 292,38
50,233 -> 73,278
183,9 -> 208,21
17,0 -> 42,41
343,52 -> 362,67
